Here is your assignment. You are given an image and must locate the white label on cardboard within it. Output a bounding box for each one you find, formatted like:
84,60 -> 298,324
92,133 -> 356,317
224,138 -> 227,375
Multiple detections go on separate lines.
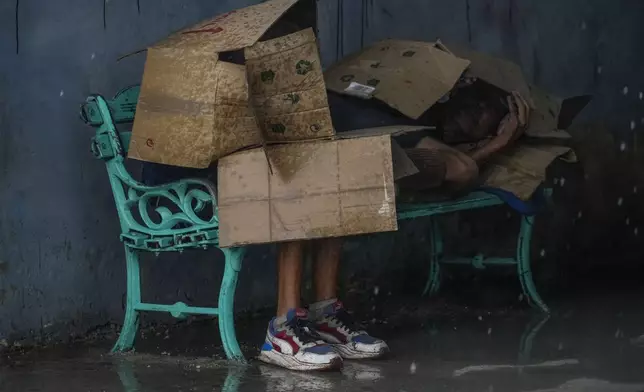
344,82 -> 375,99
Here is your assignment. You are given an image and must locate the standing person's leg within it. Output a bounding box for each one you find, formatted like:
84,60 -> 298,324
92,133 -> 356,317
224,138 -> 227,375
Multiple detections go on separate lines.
276,241 -> 304,316
309,238 -> 390,360
258,241 -> 342,371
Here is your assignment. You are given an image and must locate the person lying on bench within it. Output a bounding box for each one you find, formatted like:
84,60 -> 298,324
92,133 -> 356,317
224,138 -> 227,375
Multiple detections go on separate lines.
258,85 -> 531,371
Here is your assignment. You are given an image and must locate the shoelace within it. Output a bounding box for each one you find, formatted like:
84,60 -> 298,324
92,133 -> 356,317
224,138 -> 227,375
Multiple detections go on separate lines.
329,308 -> 362,335
286,316 -> 324,345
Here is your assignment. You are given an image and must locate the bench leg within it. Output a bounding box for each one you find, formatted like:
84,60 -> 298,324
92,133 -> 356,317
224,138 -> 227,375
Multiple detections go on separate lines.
423,218 -> 443,296
218,247 -> 246,361
516,216 -> 550,313
112,246 -> 141,353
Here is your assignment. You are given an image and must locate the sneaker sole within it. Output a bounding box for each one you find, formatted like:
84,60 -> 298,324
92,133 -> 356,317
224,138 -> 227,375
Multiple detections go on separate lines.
257,350 -> 343,372
332,344 -> 390,360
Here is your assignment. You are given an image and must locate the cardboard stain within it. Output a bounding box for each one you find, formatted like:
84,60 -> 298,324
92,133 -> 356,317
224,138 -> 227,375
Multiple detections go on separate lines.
245,28 -> 334,144
324,40 -> 471,119
218,134 -> 398,247
129,0 -> 334,168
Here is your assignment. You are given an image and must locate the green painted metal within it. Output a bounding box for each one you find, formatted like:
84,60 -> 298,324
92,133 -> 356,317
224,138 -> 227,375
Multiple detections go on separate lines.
81,87 -> 246,360
399,191 -> 551,313
517,216 -> 549,313
440,256 -> 518,267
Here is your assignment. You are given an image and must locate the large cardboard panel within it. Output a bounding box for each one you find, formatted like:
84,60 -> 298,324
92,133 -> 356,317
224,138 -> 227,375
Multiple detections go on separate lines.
324,40 -> 471,119
218,135 -> 397,247
129,0 -> 300,168
246,28 -> 334,143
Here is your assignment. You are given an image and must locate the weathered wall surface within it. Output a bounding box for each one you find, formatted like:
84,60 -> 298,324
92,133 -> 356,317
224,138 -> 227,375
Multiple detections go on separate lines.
1,0 -> 644,342
0,0 -> 275,343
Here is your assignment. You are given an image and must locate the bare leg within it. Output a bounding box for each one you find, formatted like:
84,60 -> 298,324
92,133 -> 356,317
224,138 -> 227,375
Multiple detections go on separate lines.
313,238 -> 343,302
277,241 -> 304,317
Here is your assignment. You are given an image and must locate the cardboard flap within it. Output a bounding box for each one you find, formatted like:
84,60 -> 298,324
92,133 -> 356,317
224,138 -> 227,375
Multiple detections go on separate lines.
246,28 -> 334,144
442,43 -> 533,105
336,125 -> 431,180
324,40 -> 470,119
558,95 -> 592,129
153,0 -> 299,52
482,144 -> 574,200
335,125 -> 435,139
526,85 -> 590,138
391,140 -> 420,180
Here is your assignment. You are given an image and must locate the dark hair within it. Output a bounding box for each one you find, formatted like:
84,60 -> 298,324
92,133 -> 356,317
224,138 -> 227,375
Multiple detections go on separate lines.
440,81 -> 509,143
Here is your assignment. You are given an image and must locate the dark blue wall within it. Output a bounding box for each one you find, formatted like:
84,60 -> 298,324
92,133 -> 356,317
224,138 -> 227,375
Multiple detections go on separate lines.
2,0 -> 644,343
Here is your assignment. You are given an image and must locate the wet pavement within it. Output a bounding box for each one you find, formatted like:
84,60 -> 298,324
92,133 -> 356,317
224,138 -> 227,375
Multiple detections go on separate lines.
2,283 -> 644,391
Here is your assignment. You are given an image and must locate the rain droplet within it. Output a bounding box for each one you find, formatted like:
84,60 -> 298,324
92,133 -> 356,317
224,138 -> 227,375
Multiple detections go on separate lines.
373,286 -> 380,295
554,178 -> 559,185
409,362 -> 417,374
519,293 -> 524,301
640,92 -> 643,100
540,249 -> 546,257
59,90 -> 64,97
91,53 -> 96,60
478,316 -> 483,321
560,177 -> 566,187
635,227 -> 639,236
487,328 -> 492,335
626,217 -> 630,225
641,118 -> 644,125
631,120 -> 636,130
577,211 -> 583,219
581,21 -> 587,30
620,142 -> 627,151
634,186 -> 638,194
597,66 -> 603,74
618,197 -> 624,206
558,342 -> 564,351
623,86 -> 629,95
615,329 -> 622,338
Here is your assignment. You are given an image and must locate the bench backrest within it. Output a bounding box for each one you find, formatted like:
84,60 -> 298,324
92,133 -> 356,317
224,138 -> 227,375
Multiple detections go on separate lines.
81,86 -> 139,156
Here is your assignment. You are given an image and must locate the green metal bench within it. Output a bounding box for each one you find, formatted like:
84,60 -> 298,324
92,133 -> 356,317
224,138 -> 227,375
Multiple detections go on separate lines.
81,87 -> 246,360
80,86 -> 550,359
397,194 -> 550,313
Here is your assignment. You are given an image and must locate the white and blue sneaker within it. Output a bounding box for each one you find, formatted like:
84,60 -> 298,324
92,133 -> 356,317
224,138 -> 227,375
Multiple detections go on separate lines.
258,308 -> 343,371
311,300 -> 389,360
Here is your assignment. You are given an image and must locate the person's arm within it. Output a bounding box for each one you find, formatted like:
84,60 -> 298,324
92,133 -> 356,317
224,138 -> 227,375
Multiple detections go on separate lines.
468,91 -> 530,165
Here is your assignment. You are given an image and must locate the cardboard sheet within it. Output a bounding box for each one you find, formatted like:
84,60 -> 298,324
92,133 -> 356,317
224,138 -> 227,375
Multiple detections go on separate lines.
482,144 -> 576,200
217,135 -> 397,247
324,40 -> 471,119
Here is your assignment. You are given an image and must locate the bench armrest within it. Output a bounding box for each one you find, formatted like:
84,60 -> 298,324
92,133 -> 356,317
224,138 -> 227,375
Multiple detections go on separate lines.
112,166 -> 219,233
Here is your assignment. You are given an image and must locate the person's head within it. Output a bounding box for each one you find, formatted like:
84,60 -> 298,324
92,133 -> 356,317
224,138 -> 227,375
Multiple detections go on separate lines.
440,82 -> 509,144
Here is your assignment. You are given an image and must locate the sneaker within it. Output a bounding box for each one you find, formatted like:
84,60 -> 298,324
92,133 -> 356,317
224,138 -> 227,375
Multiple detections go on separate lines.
258,308 -> 343,371
312,301 -> 389,360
